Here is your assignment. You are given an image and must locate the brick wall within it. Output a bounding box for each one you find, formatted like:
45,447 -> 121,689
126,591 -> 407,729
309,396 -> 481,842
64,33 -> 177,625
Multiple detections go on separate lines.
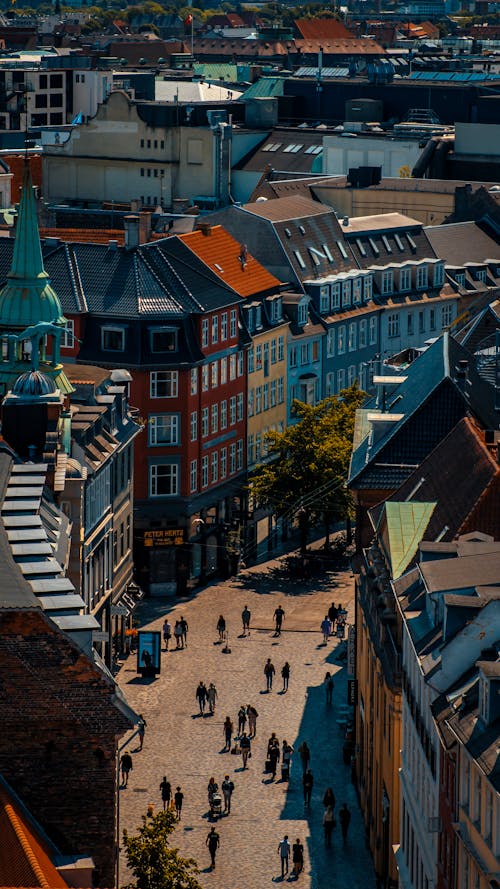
0,609 -> 134,886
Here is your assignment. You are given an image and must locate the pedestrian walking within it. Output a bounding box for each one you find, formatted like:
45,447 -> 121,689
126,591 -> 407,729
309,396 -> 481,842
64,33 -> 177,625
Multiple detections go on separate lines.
269,740 -> 280,779
120,751 -> 133,787
207,777 -> 219,807
303,768 -> 314,806
217,614 -> 226,641
206,826 -> 220,869
267,732 -> 279,755
237,705 -> 247,736
221,775 -> 234,814
292,838 -> 304,876
207,682 -> 218,715
223,716 -> 233,750
324,671 -> 334,705
264,658 -> 275,691
174,620 -> 183,649
282,740 -> 293,780
323,805 -> 335,846
339,803 -> 351,843
241,605 -> 251,636
247,704 -> 258,737
273,604 -> 285,635
321,615 -> 332,643
180,615 -> 189,648
137,714 -> 147,750
174,786 -> 183,819
323,787 -> 336,811
162,618 -> 172,651
298,741 -> 310,774
239,732 -> 251,769
196,680 -> 207,715
281,661 -> 290,692
159,776 -> 171,810
277,835 -> 290,878
328,601 -> 338,626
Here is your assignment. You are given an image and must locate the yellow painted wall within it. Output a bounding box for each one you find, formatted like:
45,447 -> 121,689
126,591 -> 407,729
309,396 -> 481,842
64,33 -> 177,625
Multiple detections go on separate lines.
247,322 -> 287,469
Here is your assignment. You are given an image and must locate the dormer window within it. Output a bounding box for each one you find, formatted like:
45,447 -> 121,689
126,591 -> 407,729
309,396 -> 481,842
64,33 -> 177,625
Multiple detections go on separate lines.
352,278 -> 362,304
320,286 -> 329,314
268,296 -> 282,323
455,272 -> 466,287
381,271 -> 393,295
400,268 -> 411,292
364,276 -> 373,302
331,282 -> 341,310
102,326 -> 125,352
433,263 -> 444,287
476,268 -> 487,283
298,302 -> 308,326
416,265 -> 428,290
255,305 -> 262,329
342,280 -> 351,307
150,327 -> 177,353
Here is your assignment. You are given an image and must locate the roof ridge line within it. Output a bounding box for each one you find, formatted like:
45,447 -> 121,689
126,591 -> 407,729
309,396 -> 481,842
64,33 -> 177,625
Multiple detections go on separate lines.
142,242 -> 199,311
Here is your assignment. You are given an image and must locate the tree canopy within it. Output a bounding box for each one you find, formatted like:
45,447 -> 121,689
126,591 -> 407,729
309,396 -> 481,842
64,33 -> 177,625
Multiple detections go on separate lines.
251,386 -> 365,537
123,809 -> 202,889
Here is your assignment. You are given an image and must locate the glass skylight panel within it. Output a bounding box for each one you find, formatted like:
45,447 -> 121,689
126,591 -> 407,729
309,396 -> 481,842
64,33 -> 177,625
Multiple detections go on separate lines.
356,238 -> 366,257
369,238 -> 379,256
299,225 -> 306,235
294,250 -> 306,270
283,143 -> 297,152
291,144 -> 303,153
309,250 -> 321,267
322,244 -> 334,262
305,144 -> 321,154
406,233 -> 417,251
394,234 -> 405,251
337,240 -> 348,259
382,235 -> 392,253
284,228 -> 292,238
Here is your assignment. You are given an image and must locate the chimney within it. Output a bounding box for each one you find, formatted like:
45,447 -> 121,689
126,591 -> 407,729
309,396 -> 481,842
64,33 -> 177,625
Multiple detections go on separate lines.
342,215 -> 349,227
124,214 -> 140,250
454,358 -> 469,394
139,211 -> 152,244
197,222 -> 212,237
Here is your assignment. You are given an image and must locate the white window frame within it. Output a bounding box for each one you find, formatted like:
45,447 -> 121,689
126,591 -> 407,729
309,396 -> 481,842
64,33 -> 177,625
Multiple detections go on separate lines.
230,309 -> 237,338
348,322 -> 357,352
190,410 -> 197,441
381,271 -> 393,295
150,370 -> 178,399
359,319 -> 367,349
190,367 -> 197,395
211,403 -> 218,434
399,268 -> 411,292
331,282 -> 341,310
61,319 -> 75,349
211,450 -> 218,483
369,316 -> 377,345
201,456 -> 209,488
338,325 -> 346,355
278,336 -> 284,361
212,315 -> 218,344
416,265 -> 428,290
150,463 -> 178,497
201,406 -> 209,437
221,312 -> 228,341
149,414 -> 179,446
220,447 -> 227,478
190,459 -> 197,493
201,318 -> 209,348
388,312 -> 400,338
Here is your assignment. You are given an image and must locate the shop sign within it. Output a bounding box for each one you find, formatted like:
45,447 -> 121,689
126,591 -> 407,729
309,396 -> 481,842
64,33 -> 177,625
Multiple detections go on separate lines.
347,624 -> 356,677
347,679 -> 358,706
144,528 -> 184,547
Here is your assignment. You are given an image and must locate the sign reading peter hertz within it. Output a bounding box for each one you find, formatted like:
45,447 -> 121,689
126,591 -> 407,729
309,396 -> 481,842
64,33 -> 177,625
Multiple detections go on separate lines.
144,529 -> 184,547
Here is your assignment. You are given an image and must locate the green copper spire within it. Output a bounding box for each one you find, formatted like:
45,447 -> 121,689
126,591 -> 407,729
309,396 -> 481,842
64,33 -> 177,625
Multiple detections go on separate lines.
0,162 -> 65,329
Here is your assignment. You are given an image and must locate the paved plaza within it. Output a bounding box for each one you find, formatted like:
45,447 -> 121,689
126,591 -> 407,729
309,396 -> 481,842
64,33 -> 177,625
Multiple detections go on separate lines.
117,548 -> 377,889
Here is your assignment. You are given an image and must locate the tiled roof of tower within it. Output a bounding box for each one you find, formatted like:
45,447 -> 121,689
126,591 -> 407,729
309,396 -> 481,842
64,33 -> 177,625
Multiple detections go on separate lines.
179,225 -> 281,297
0,780 -> 69,889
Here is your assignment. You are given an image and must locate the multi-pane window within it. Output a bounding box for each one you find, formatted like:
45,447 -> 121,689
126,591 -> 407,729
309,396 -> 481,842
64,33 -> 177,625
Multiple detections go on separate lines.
248,389 -> 254,417
221,312 -> 228,341
211,451 -> 218,483
149,414 -> 178,445
441,304 -> 453,328
270,380 -> 277,406
150,371 -> 178,398
237,392 -> 244,421
298,302 -> 308,325
229,443 -> 236,474
212,315 -> 218,344
238,351 -> 244,376
150,463 -> 178,496
278,336 -> 284,361
220,447 -> 227,478
190,459 -> 197,493
263,383 -> 269,411
416,265 -> 428,289
381,271 -> 393,295
388,313 -> 400,338
211,361 -> 218,388
211,403 -> 218,433
300,343 -> 309,365
320,287 -> 329,313
342,280 -> 351,307
337,368 -> 345,391
326,372 -> 335,395
230,354 -> 237,380
201,318 -> 209,347
61,319 -> 75,349
348,365 -> 356,387
247,350 -> 254,373
201,456 -> 209,488
289,347 -> 297,368
201,407 -> 209,437
359,319 -> 367,348
369,317 -> 377,345
338,325 -> 346,355
220,357 -> 227,384
202,366 -> 209,391
230,309 -> 237,338
221,400 -> 227,429
230,396 -> 237,425
247,434 -> 254,464
256,344 -> 262,370
277,377 -> 284,404
255,386 -> 262,414
263,341 -> 269,376
331,282 -> 341,309
255,434 -> 261,461
271,338 -> 277,364
190,367 -> 197,395
430,308 -> 436,331
102,326 -> 124,351
237,439 -> 243,470
364,276 -> 373,302
400,268 -> 411,291
348,322 -> 357,351
190,411 -> 197,441
327,330 -> 335,357
352,278 -> 362,304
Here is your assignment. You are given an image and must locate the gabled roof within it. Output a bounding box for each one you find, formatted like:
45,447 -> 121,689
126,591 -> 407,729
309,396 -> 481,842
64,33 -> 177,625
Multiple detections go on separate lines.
349,333 -> 499,490
425,220 -> 500,267
294,18 -> 352,40
243,195 -> 331,222
179,225 -> 281,297
377,500 -> 437,580
0,778 -> 69,889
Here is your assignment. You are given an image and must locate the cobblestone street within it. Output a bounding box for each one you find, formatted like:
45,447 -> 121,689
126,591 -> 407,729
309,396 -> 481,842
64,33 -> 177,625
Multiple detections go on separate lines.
117,549 -> 377,889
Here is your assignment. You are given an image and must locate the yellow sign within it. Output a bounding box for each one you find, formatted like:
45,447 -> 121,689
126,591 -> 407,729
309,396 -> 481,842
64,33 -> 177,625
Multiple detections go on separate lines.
144,529 -> 184,547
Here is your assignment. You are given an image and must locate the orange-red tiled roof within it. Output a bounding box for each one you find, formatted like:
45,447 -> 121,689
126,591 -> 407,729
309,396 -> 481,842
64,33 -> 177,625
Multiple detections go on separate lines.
0,785 -> 69,889
40,228 -> 125,246
180,225 -> 282,297
294,18 -> 352,40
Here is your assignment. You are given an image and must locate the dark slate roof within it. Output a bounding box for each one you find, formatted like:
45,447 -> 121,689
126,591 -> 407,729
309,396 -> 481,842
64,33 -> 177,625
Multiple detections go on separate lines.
234,129 -> 325,175
348,333 -> 499,489
370,417 -> 500,543
146,237 -> 243,311
425,220 -> 500,267
445,676 -> 500,792
0,450 -> 40,610
343,215 -> 436,271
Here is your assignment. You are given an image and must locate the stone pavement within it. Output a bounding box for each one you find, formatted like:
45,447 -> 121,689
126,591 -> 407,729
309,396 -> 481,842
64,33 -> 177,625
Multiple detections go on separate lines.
116,548 -> 377,889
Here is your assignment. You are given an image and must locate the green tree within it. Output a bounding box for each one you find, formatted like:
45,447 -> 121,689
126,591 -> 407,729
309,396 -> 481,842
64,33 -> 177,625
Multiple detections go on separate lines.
123,810 -> 202,889
251,386 -> 365,546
